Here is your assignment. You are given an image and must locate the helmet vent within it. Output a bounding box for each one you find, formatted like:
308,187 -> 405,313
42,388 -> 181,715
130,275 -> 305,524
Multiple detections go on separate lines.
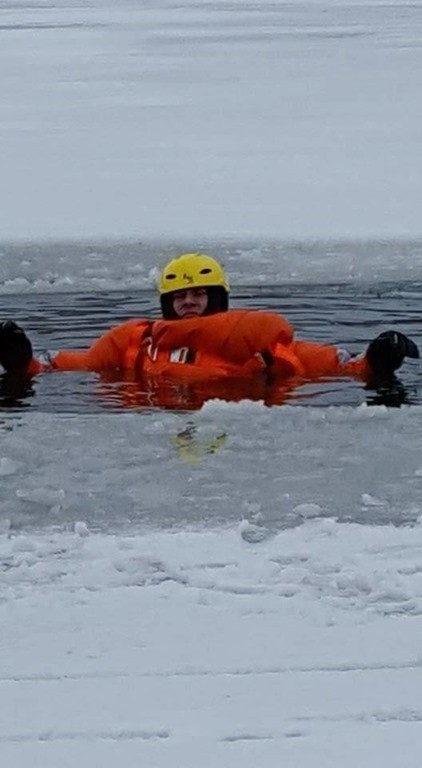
199,268 -> 212,274
166,273 -> 176,280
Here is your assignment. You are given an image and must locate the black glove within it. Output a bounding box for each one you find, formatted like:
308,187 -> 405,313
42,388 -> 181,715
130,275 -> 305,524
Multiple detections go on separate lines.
366,330 -> 419,378
0,321 -> 33,372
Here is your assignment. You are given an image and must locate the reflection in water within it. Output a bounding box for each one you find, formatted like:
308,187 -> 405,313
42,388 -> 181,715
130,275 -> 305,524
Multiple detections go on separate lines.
170,425 -> 228,464
365,377 -> 414,408
0,372 -> 35,409
0,366 -> 416,414
94,370 -> 420,412
96,369 -> 296,411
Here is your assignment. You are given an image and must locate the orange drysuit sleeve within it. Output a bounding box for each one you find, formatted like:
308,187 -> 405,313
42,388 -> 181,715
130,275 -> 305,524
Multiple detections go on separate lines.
270,338 -> 371,381
48,320 -> 150,372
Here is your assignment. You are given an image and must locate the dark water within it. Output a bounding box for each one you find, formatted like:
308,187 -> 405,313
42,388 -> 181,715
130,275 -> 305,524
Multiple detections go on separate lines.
0,281 -> 421,412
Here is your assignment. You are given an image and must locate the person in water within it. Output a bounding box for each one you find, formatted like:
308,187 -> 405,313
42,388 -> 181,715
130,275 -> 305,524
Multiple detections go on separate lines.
0,253 -> 419,399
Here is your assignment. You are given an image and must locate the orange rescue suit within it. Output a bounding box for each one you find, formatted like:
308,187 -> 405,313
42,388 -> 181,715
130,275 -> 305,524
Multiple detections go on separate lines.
30,309 -> 371,384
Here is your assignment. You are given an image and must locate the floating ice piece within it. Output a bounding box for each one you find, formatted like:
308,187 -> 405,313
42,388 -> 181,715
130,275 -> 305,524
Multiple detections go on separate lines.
74,521 -> 89,538
0,457 -> 19,476
293,502 -> 322,519
149,266 -> 164,291
239,519 -> 270,544
361,493 -> 385,507
0,518 -> 11,535
113,554 -> 185,587
16,488 -> 66,505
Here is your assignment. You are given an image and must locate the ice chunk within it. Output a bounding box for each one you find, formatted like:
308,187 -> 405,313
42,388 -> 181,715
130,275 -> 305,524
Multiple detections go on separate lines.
0,457 -> 19,476
74,521 -> 89,538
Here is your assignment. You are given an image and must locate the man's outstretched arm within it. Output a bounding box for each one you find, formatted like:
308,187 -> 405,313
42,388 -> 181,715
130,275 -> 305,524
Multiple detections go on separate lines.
290,330 -> 419,382
0,320 -> 150,375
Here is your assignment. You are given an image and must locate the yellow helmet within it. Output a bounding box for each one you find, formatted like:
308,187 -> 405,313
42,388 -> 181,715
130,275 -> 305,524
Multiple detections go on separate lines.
158,253 -> 230,295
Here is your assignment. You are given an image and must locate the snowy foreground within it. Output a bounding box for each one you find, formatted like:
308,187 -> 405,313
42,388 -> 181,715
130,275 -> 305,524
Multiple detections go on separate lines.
2,517 -> 422,767
1,402 -> 422,766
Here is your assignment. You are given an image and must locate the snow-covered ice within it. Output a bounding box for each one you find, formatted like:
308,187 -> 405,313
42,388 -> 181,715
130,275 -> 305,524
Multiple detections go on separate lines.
2,514 -> 422,766
1,402 -> 422,766
1,0 -> 422,241
1,1 -> 422,765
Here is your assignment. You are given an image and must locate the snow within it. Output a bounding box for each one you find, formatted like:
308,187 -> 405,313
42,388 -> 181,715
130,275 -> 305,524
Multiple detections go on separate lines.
2,516 -> 422,766
1,0 -> 422,241
1,402 -> 422,764
1,1 -> 422,765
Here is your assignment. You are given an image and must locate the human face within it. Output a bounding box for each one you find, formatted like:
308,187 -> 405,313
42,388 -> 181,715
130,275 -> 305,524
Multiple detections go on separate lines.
172,287 -> 208,318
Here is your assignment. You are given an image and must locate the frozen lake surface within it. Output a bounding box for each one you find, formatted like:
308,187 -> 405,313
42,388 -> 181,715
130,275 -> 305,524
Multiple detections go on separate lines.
1,0 -> 422,241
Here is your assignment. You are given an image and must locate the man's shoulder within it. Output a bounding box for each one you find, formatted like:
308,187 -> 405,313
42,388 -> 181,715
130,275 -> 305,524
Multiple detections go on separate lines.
113,318 -> 151,332
227,308 -> 285,320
